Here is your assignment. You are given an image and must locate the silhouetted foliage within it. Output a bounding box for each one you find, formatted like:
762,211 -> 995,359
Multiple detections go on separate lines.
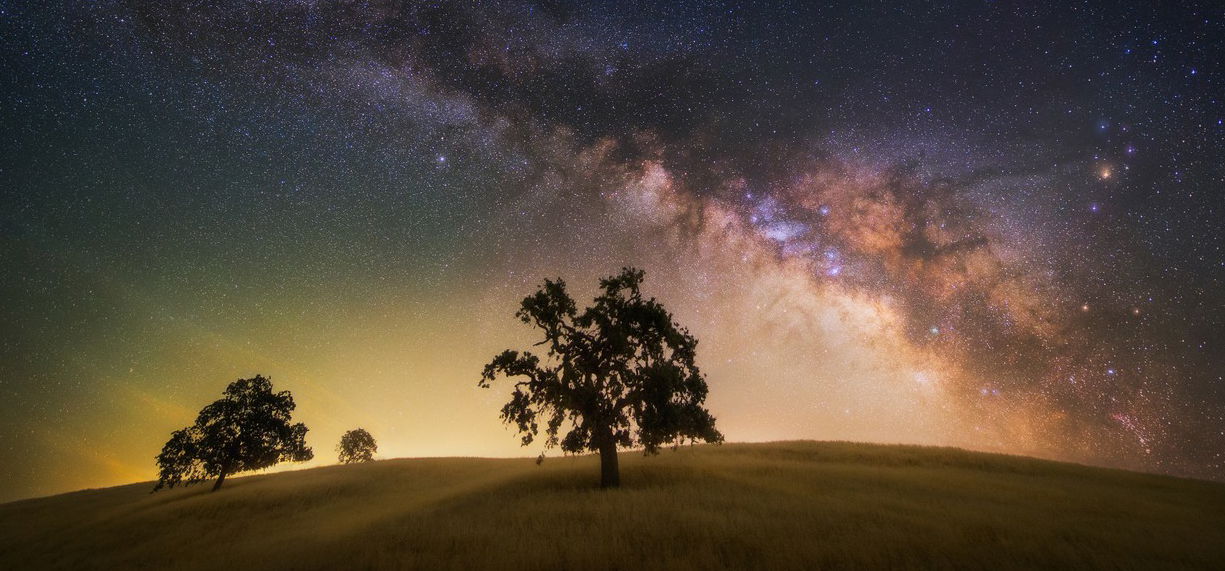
337,428 -> 378,464
154,375 -> 313,492
480,267 -> 723,488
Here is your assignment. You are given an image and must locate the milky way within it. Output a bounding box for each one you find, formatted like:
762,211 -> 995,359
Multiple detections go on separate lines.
2,1 -> 1223,502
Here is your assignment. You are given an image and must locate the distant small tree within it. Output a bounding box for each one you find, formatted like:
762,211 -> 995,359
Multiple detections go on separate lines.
480,267 -> 723,488
154,375 -> 313,492
337,428 -> 378,464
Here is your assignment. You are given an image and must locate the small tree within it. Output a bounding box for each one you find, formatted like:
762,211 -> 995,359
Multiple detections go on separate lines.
154,375 -> 313,492
337,428 -> 378,464
480,267 -> 723,488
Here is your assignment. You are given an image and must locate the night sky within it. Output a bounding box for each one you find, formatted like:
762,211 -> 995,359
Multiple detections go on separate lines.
2,1 -> 1223,503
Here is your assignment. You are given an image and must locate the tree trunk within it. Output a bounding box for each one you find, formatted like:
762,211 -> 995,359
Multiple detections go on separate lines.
212,469 -> 228,492
598,439 -> 620,488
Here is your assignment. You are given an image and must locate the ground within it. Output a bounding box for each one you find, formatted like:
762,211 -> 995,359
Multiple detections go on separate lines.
2,441 -> 1224,570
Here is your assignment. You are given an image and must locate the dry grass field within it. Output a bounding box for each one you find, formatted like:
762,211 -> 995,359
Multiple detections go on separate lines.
2,441 -> 1224,570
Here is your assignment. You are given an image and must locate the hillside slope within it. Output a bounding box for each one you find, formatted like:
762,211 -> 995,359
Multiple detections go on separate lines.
2,441 -> 1224,570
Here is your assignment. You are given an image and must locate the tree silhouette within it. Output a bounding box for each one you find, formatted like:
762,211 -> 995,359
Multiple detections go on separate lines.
480,267 -> 723,488
154,375 -> 313,492
337,428 -> 378,464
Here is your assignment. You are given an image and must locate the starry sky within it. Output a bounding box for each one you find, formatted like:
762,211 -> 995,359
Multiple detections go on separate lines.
2,0 -> 1223,503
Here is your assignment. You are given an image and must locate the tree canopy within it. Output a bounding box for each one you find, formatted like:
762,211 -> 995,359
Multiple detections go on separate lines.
154,375 -> 313,492
480,267 -> 723,487
337,428 -> 378,464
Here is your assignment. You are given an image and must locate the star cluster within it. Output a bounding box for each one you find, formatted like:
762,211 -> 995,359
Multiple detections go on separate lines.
1,0 -> 1223,502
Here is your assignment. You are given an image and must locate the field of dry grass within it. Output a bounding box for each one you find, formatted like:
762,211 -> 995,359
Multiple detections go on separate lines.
2,441 -> 1224,570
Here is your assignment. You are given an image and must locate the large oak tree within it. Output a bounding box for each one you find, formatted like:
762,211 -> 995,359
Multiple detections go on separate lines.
480,268 -> 723,488
154,375 -> 313,492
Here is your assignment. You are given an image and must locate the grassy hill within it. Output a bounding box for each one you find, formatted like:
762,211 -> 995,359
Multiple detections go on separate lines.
2,441 -> 1224,570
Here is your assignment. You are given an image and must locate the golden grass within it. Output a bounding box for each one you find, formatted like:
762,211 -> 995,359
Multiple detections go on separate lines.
2,441 -> 1224,570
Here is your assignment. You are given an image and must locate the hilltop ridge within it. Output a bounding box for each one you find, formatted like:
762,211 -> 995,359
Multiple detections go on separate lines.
2,441 -> 1223,569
